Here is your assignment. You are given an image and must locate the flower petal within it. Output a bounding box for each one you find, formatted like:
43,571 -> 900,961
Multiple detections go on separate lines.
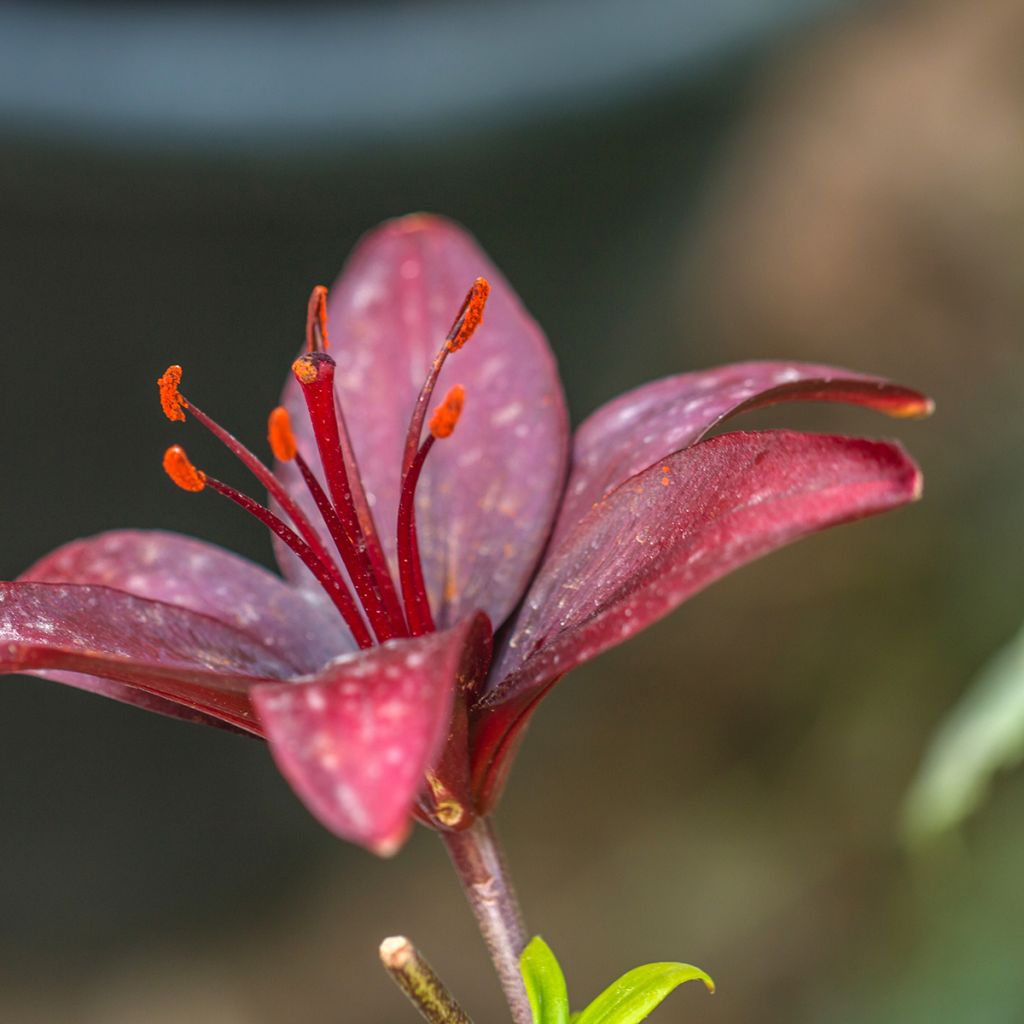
253,614 -> 490,855
24,670 -> 253,734
277,214 -> 569,630
552,362 -> 931,546
472,430 -> 922,808
21,530 -> 354,672
0,583 -> 298,732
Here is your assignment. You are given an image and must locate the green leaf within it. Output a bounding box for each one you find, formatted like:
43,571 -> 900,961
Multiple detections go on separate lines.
520,937 -> 570,1024
574,962 -> 715,1024
904,621 -> 1024,844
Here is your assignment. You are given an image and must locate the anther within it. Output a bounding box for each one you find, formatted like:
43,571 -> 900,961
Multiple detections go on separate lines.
428,385 -> 466,439
268,406 -> 297,462
306,285 -> 330,353
447,278 -> 490,352
163,445 -> 206,492
158,365 -> 187,422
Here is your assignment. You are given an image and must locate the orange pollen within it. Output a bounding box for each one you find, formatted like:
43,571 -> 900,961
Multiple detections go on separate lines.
292,356 -> 318,385
448,278 -> 490,352
429,385 -> 466,439
162,445 -> 206,492
268,406 -> 297,461
157,365 -> 188,422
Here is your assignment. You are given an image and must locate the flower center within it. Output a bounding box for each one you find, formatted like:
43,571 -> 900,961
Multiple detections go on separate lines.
157,277 -> 489,649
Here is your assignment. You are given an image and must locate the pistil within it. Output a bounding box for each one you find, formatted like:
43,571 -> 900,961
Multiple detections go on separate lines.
291,352 -> 409,641
269,405 -> 401,644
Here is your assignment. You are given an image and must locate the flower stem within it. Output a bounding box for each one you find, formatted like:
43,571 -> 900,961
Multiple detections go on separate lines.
441,818 -> 532,1024
379,935 -> 474,1024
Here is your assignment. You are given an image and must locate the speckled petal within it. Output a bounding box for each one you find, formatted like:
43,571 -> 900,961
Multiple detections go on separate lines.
21,530 -> 353,672
471,431 -> 922,808
254,614 -> 489,855
552,362 -> 931,546
276,215 -> 569,630
0,583 -> 297,733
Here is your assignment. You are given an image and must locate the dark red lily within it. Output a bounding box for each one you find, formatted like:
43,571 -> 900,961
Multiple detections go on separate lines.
1,215 -> 929,857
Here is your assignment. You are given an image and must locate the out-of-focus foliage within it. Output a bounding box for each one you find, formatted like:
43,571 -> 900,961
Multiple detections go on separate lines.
904,620 -> 1024,843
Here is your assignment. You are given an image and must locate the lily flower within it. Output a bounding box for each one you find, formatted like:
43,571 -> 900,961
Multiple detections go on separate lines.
0,215 -> 930,857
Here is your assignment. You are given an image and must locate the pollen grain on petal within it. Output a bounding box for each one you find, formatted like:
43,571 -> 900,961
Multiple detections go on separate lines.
447,277 -> 490,352
162,444 -> 206,492
429,385 -> 466,439
157,365 -> 188,422
268,406 -> 298,461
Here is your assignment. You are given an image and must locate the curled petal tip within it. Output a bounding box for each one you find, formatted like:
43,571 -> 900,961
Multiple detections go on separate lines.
370,827 -> 408,859
892,394 -> 935,419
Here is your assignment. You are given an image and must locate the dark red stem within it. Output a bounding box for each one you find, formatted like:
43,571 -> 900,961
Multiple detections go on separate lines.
183,398 -> 341,581
294,453 -> 399,643
204,476 -> 373,648
402,347 -> 450,480
294,355 -> 408,639
331,389 -> 410,631
396,436 -> 436,636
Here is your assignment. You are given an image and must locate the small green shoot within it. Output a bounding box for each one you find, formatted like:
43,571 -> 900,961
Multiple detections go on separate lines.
521,937 -> 570,1024
519,937 -> 713,1024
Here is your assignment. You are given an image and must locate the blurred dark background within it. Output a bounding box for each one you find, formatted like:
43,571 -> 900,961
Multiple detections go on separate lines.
2,1 -> 1024,1021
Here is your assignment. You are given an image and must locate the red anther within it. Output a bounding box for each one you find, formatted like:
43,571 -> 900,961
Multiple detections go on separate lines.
306,286 -> 330,353
447,278 -> 490,352
162,445 -> 206,492
268,406 -> 298,462
429,385 -> 466,439
158,365 -> 188,422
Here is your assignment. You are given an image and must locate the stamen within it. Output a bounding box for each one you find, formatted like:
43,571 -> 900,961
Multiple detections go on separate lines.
158,365 -> 342,587
158,365 -> 187,422
291,351 -> 409,640
396,388 -> 468,635
447,278 -> 490,353
268,406 -> 298,462
160,446 -> 373,648
163,444 -> 206,492
428,385 -> 465,439
306,285 -> 330,353
401,278 -> 490,478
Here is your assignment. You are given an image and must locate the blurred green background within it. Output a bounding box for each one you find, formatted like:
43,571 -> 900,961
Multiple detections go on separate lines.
2,1 -> 1023,1021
